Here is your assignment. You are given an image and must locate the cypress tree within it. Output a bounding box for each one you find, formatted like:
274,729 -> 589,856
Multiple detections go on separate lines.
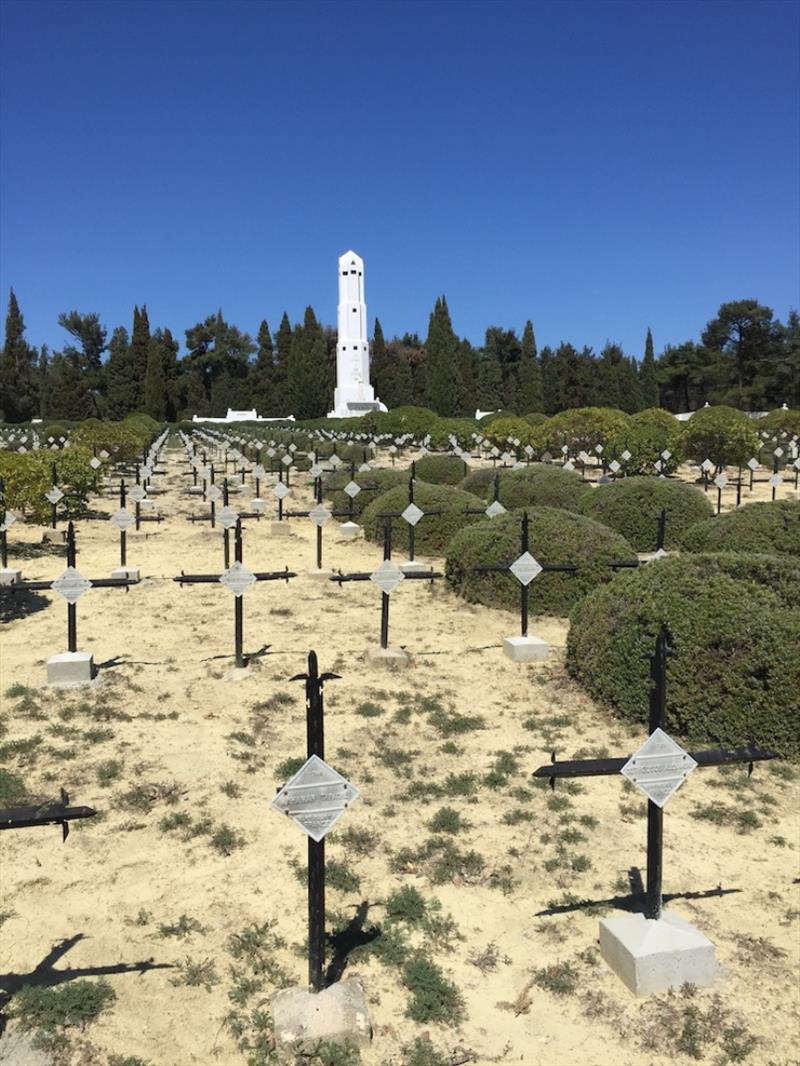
105,326 -> 137,418
640,327 -> 659,408
371,317 -> 389,394
287,307 -> 332,419
253,319 -> 275,414
0,289 -> 37,421
425,296 -> 462,416
47,350 -> 92,419
130,305 -> 151,390
475,355 -> 504,411
517,320 -> 543,412
144,330 -> 167,420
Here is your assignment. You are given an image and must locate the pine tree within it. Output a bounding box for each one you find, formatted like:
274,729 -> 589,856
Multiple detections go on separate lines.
130,305 -> 151,390
287,307 -> 333,418
252,319 -> 275,414
161,328 -> 180,421
475,355 -> 504,411
144,330 -> 167,420
425,296 -> 463,416
270,310 -> 293,413
105,327 -> 138,418
517,320 -> 543,412
370,317 -> 389,397
0,289 -> 38,421
47,351 -> 92,419
640,327 -> 659,408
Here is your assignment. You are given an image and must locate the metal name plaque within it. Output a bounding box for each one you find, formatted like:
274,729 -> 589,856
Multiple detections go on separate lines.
271,755 -> 359,842
620,728 -> 697,807
51,566 -> 93,604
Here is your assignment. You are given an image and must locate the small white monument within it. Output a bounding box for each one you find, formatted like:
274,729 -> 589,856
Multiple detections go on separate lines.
329,251 -> 385,418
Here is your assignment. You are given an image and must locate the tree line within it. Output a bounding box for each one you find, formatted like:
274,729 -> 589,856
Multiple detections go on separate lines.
0,290 -> 797,424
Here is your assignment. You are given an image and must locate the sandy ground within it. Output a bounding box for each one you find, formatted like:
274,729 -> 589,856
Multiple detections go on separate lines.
0,448 -> 798,1066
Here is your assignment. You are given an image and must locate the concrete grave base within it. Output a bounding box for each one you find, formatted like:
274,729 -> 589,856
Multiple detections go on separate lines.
599,909 -> 718,995
339,521 -> 360,540
224,666 -> 251,683
0,568 -> 22,586
139,498 -> 154,510
226,481 -> 242,493
639,550 -> 669,564
502,635 -> 549,662
399,560 -> 429,574
111,566 -> 141,581
366,645 -> 411,667
187,485 -> 205,495
271,978 -> 372,1059
47,650 -> 94,687
271,521 -> 291,537
306,568 -> 334,581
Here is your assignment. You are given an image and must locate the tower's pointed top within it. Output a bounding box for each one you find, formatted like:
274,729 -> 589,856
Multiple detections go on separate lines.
339,250 -> 363,270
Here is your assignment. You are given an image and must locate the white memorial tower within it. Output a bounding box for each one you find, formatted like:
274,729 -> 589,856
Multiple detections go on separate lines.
329,250 -> 384,417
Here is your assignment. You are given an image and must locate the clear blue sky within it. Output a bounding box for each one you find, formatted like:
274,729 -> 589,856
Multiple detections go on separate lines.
1,0 -> 797,360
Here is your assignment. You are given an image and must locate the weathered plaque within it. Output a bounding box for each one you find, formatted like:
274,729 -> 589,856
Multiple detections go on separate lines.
110,508 -> 135,532
129,484 -> 148,503
485,500 -> 507,518
370,559 -> 405,594
99,449 -> 110,459
51,566 -> 92,604
271,755 -> 359,842
401,503 -> 424,527
281,454 -> 293,467
45,487 -> 64,505
621,449 -> 632,462
714,473 -> 728,489
252,464 -> 266,479
309,463 -> 323,478
620,728 -> 697,807
747,457 -> 759,471
309,504 -> 331,526
701,459 -> 714,472
563,460 -> 575,471
343,481 -> 361,498
661,450 -> 671,461
509,551 -> 543,586
219,560 -> 256,597
578,451 -> 590,464
358,462 -> 372,473
141,465 -> 153,479
218,505 -> 239,530
329,454 -> 342,468
1,511 -> 17,530
89,457 -> 101,470
609,459 -> 621,474
770,474 -> 782,488
774,447 -> 784,457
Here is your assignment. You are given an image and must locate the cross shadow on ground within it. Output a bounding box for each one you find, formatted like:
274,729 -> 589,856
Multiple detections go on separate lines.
0,589 -> 50,623
325,902 -> 380,986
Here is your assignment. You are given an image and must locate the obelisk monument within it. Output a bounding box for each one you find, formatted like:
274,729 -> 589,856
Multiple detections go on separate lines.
329,250 -> 384,417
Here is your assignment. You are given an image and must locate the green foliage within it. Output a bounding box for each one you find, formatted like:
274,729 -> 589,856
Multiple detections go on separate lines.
401,956 -> 466,1024
657,552 -> 800,607
460,464 -> 592,513
534,407 -> 631,453
481,415 -> 536,448
325,467 -> 407,518
0,768 -> 27,805
11,979 -> 116,1041
0,446 -> 96,523
606,407 -> 683,473
445,507 -> 634,617
756,408 -> 800,437
680,499 -> 800,558
579,477 -> 713,550
362,482 -> 482,555
424,417 -> 477,450
678,405 -> 761,466
567,556 -> 800,754
373,405 -> 441,439
413,454 -> 468,485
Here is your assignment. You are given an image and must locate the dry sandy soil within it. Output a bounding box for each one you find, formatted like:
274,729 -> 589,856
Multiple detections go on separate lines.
0,448 -> 798,1066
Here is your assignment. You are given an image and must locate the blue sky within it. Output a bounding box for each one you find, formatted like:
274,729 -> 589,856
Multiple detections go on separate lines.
1,0 -> 797,358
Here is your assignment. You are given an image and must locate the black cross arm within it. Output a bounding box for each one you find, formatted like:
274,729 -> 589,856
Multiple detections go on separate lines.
3,576 -> 137,594
533,743 -> 778,782
253,568 -> 297,582
329,568 -> 441,586
473,562 -> 579,574
0,789 -> 96,840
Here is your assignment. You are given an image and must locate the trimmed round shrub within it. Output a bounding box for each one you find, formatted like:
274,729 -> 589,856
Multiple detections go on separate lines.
0,448 -> 95,524
680,499 -> 800,557
522,412 -> 549,427
756,408 -> 800,438
481,415 -> 536,449
362,482 -> 483,555
460,464 -> 592,513
674,552 -> 800,608
414,454 -> 469,485
325,467 -> 408,518
606,408 -> 683,475
426,418 -> 478,450
580,477 -> 713,550
372,406 -> 441,440
567,556 -> 800,755
445,507 -> 635,617
678,405 -> 760,467
533,407 -> 631,454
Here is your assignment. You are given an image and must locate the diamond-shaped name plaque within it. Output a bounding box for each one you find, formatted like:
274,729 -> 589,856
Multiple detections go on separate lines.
620,728 -> 697,808
509,551 -> 543,586
329,455 -> 342,468
714,473 -> 728,489
309,504 -> 331,527
1,511 -> 17,531
128,485 -> 147,503
701,459 -> 714,472
621,449 -> 632,462
770,474 -> 782,488
273,482 -> 290,500
271,755 -> 360,842
370,559 -> 405,595
89,457 -> 101,470
45,488 -> 64,505
747,458 -> 759,471
344,481 -> 361,499
218,505 -> 239,530
110,508 -> 135,532
219,560 -> 256,597
609,459 -> 621,473
402,503 -> 424,527
51,566 -> 92,604
485,500 -> 507,518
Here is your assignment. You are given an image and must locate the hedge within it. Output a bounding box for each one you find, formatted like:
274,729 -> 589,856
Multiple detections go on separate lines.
579,477 -> 713,550
480,416 -> 536,449
361,482 -> 483,555
756,408 -> 800,438
413,454 -> 469,485
533,407 -> 631,454
606,408 -> 683,475
0,448 -> 97,524
325,467 -> 408,518
460,465 -> 592,513
445,507 -> 635,617
678,405 -> 760,467
680,499 -> 800,557
567,556 -> 800,755
671,552 -> 800,608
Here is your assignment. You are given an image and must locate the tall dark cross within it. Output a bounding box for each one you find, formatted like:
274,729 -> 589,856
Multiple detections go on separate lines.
108,480 -> 136,568
473,511 -> 577,639
336,461 -> 380,526
217,480 -> 263,570
271,469 -> 291,525
608,510 -> 668,570
188,463 -> 219,529
377,462 -> 442,566
44,462 -> 86,530
464,473 -> 507,519
1,522 -> 137,654
1,787 -> 96,840
128,464 -> 164,532
331,520 -> 441,650
533,628 -> 777,920
285,479 -> 339,571
174,519 -> 296,668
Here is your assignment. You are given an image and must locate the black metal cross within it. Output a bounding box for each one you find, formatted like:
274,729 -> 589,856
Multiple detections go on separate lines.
378,462 -> 442,565
1,521 -> 137,654
174,519 -> 296,668
187,462 -> 219,528
1,787 -> 96,840
285,478 -> 353,571
464,473 -> 506,519
533,628 -> 777,920
473,511 -> 577,639
608,510 -> 668,570
330,519 -> 441,650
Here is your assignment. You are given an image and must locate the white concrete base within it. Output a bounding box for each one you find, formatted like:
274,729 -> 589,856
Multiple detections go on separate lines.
503,635 -> 549,662
111,566 -> 140,581
366,645 -> 411,667
271,521 -> 291,537
187,484 -> 205,495
0,568 -> 22,586
271,978 -> 372,1058
399,560 -> 429,574
227,481 -> 242,493
339,521 -> 360,540
47,650 -> 94,687
599,909 -> 718,995
306,568 -> 334,580
139,498 -> 154,510
224,666 -> 251,683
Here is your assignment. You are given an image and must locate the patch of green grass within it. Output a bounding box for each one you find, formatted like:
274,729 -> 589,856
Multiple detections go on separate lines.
502,807 -> 534,825
158,914 -> 206,939
0,768 -> 27,805
401,1037 -> 451,1066
170,956 -> 219,990
426,705 -> 484,737
402,956 -> 465,1025
275,755 -> 305,780
355,701 -> 384,718
442,771 -> 477,796
0,734 -> 43,765
220,780 -> 241,798
82,727 -> 115,744
5,682 -> 30,699
393,836 -> 485,885
533,961 -> 580,996
10,979 -> 115,1047
439,741 -> 460,755
428,806 -> 464,834
385,886 -> 427,926
96,759 -> 123,787
377,744 -> 418,771
118,781 -> 181,813
108,1056 -> 153,1066
210,824 -> 246,856
691,804 -> 763,833
338,826 -> 378,854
